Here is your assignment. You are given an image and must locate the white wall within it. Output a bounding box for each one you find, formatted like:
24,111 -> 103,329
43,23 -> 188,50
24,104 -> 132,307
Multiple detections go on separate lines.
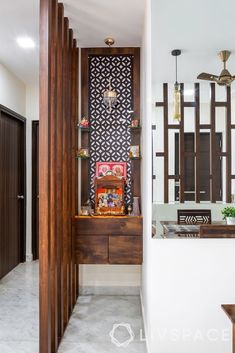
140,0 -> 152,349
0,63 -> 39,261
0,63 -> 25,115
25,84 -> 39,260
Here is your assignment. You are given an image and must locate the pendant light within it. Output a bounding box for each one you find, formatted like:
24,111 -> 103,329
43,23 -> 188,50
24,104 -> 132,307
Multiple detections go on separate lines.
103,37 -> 118,112
171,49 -> 181,122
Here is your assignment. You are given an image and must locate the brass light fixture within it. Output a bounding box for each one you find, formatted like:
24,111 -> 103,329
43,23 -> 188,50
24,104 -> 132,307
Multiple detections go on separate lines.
172,49 -> 181,122
104,37 -> 115,47
103,78 -> 118,112
103,37 -> 118,112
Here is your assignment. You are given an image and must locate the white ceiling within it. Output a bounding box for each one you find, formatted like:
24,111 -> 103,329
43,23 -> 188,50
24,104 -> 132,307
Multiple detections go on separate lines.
0,0 -> 144,85
1,0 -> 235,86
152,0 -> 235,84
0,0 -> 39,84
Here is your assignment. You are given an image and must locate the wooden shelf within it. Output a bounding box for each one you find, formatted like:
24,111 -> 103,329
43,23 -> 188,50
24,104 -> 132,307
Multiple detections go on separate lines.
77,126 -> 90,132
129,156 -> 141,160
128,126 -> 141,131
76,156 -> 90,160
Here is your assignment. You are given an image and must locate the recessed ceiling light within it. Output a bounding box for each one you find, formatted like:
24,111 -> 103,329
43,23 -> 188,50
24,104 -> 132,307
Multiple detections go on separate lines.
17,37 -> 35,49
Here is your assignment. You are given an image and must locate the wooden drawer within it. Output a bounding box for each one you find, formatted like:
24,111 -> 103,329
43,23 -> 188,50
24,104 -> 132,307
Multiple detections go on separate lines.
74,217 -> 143,236
109,236 -> 143,265
74,235 -> 108,264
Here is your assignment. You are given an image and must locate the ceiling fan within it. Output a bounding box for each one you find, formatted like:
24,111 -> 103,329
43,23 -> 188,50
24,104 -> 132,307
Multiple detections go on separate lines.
197,50 -> 235,86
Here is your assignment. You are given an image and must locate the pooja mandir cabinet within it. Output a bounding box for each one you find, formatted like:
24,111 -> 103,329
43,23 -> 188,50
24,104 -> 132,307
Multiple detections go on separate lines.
74,47 -> 142,266
73,216 -> 143,264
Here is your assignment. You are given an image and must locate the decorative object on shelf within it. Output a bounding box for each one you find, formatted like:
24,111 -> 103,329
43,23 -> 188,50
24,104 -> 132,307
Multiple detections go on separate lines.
96,162 -> 127,179
79,117 -> 89,128
76,148 -> 89,158
197,50 -> 235,86
171,49 -> 182,122
221,206 -> 235,225
127,204 -> 132,216
131,197 -> 140,216
95,175 -> 125,216
103,78 -> 118,112
80,206 -> 89,216
130,119 -> 140,128
129,145 -> 140,159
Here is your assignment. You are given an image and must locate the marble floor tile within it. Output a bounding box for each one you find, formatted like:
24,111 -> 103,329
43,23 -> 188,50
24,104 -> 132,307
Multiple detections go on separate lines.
0,262 -> 39,353
0,262 -> 146,353
59,295 -> 147,353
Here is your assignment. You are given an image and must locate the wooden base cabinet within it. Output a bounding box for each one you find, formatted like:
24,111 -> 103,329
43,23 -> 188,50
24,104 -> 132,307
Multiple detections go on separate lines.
73,217 -> 143,265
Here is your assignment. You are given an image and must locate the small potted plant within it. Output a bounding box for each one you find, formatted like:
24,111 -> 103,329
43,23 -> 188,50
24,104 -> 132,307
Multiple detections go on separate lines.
221,206 -> 235,225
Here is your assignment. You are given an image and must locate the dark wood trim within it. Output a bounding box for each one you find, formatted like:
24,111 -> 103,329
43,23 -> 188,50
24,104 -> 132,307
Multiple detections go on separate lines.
163,84 -> 168,203
226,86 -> 232,202
0,104 -> 26,264
179,83 -> 185,202
32,120 -> 39,260
194,83 -> 200,203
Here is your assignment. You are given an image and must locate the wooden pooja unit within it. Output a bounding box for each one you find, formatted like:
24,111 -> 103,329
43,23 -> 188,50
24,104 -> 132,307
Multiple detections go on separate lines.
80,47 -> 141,205
39,1 -> 79,352
73,216 -> 143,264
74,47 -> 142,266
155,83 -> 233,203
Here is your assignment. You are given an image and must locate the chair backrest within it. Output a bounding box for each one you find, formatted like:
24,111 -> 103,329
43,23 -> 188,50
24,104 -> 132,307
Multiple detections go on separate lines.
177,209 -> 211,225
200,225 -> 235,238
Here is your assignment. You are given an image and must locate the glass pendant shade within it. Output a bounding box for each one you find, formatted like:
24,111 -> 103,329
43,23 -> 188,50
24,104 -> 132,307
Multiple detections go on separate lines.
173,82 -> 181,121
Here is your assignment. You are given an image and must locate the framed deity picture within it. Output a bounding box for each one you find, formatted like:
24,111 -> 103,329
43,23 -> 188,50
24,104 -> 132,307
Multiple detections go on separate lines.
96,162 -> 127,179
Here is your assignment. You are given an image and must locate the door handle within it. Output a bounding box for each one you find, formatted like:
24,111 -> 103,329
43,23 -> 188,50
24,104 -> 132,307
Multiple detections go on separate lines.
17,195 -> 24,200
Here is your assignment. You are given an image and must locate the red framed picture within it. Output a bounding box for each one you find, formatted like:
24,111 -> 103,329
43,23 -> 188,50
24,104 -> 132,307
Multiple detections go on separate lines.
96,162 -> 127,179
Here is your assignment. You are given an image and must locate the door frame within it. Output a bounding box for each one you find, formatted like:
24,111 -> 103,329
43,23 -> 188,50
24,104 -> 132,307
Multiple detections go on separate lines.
0,104 -> 26,262
32,120 -> 39,260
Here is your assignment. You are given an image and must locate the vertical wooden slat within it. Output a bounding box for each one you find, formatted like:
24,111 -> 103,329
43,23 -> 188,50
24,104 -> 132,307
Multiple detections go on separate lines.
194,83 -> 200,203
39,0 -> 52,351
71,40 -> 78,306
179,83 -> 185,202
56,3 -> 64,340
163,83 -> 168,203
210,83 -> 216,202
226,86 -> 232,202
62,16 -> 69,328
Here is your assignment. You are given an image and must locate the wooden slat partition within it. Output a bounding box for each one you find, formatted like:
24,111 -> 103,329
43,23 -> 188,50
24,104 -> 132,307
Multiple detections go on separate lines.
154,82 -> 232,203
39,1 -> 79,352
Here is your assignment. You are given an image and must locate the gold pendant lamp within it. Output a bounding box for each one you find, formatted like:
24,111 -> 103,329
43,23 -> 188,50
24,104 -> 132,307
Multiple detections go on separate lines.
171,49 -> 181,122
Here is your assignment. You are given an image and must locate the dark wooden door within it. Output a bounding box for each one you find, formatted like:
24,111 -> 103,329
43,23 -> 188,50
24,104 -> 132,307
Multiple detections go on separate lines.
0,106 -> 25,279
175,133 -> 222,201
32,121 -> 39,260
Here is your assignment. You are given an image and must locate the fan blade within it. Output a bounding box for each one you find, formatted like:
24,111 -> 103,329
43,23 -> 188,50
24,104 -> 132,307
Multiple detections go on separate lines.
197,72 -> 219,81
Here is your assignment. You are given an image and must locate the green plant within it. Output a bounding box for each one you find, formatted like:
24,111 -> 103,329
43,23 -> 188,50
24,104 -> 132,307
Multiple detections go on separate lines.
221,207 -> 235,220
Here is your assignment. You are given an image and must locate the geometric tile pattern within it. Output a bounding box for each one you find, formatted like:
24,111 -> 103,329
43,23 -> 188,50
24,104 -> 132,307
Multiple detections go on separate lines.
88,55 -> 134,203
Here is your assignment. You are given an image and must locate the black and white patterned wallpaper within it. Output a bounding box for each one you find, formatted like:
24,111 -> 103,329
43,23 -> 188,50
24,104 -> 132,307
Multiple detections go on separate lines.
89,55 -> 134,204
